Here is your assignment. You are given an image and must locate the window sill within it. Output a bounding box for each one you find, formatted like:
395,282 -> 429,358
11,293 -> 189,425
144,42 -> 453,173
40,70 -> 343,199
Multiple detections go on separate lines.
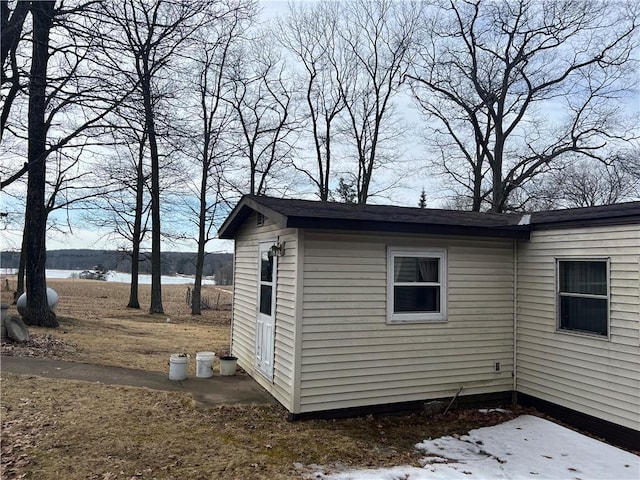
387,317 -> 448,325
555,328 -> 610,341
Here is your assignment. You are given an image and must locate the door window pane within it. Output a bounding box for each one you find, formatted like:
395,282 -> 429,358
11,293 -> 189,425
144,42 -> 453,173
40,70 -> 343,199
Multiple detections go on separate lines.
259,285 -> 272,315
260,251 -> 273,282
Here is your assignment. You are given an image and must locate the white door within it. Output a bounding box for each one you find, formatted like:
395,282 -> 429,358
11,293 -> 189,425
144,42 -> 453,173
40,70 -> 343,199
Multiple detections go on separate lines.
256,242 -> 276,379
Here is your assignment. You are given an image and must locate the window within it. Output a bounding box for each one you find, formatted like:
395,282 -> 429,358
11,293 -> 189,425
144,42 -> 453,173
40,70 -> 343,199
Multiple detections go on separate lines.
387,248 -> 447,323
259,248 -> 274,315
557,259 -> 609,336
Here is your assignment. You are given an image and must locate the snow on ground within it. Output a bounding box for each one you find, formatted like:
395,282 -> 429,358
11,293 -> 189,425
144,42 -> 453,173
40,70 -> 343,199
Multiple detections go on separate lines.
0,268 -> 215,285
40,269 -> 216,285
314,415 -> 639,480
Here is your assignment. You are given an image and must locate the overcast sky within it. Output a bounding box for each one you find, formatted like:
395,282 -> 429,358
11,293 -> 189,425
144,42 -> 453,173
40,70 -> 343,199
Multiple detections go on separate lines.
0,0 -> 435,255
2,0 -> 635,255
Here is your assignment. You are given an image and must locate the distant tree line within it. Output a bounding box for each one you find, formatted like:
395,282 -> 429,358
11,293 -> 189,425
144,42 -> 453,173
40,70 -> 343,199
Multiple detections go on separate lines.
0,250 -> 233,285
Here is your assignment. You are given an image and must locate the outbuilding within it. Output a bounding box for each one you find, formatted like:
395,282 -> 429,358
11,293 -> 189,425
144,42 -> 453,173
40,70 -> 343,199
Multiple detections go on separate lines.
218,196 -> 639,447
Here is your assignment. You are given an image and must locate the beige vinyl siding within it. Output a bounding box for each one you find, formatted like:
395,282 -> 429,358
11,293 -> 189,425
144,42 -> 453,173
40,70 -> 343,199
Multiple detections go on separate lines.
298,230 -> 515,413
516,224 -> 640,430
231,212 -> 298,410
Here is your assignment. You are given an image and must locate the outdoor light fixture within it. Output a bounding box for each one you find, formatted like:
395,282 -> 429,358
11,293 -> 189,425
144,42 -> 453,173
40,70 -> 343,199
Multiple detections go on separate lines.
269,241 -> 285,257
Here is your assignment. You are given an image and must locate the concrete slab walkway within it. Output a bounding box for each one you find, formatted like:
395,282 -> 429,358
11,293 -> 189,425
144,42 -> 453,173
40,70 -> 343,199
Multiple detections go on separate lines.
0,356 -> 276,407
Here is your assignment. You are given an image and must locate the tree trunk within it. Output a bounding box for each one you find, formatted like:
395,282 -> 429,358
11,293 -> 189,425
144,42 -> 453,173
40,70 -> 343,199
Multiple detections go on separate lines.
148,134 -> 163,313
490,130 -> 506,212
127,249 -> 141,309
249,153 -> 256,195
23,0 -> 57,327
127,143 -> 145,309
192,234 -> 205,315
471,161 -> 483,212
141,62 -> 163,314
491,167 -> 506,213
358,151 -> 373,205
322,121 -> 331,202
191,165 -> 208,315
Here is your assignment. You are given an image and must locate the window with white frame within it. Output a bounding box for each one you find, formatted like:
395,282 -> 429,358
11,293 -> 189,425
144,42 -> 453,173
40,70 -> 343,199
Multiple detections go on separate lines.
387,248 -> 447,323
557,259 -> 609,337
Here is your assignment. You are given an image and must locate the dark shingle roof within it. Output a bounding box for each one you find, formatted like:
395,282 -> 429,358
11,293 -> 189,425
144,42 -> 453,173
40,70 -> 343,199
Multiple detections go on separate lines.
219,196 -> 640,240
218,196 -> 525,239
530,201 -> 640,229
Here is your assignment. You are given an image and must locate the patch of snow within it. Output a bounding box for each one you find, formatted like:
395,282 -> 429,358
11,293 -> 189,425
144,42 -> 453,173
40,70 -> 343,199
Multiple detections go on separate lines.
478,408 -> 511,414
417,435 -> 489,462
419,456 -> 448,465
22,269 -> 217,285
314,415 -> 639,480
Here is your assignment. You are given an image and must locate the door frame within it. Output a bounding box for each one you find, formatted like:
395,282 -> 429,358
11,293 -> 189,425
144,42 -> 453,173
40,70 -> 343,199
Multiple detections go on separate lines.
256,241 -> 277,380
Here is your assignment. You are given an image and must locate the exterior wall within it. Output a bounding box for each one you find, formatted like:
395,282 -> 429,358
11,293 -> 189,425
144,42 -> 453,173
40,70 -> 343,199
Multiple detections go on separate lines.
516,224 -> 640,430
231,212 -> 298,410
297,230 -> 515,414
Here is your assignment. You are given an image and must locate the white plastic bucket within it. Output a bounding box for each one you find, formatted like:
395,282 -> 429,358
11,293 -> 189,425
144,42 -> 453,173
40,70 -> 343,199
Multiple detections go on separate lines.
169,353 -> 189,380
195,351 -> 215,378
219,355 -> 238,376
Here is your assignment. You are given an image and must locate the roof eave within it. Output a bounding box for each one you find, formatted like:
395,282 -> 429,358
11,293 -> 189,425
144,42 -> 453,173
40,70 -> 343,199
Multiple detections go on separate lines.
285,216 -> 531,239
218,196 -> 289,239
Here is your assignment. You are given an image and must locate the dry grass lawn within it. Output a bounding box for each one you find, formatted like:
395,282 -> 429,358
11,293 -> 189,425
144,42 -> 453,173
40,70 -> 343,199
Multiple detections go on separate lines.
1,275 -> 526,479
1,374 -> 521,480
1,277 -> 232,373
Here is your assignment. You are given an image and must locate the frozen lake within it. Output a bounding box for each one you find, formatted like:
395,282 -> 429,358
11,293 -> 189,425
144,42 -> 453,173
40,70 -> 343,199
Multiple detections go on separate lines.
0,269 -> 216,285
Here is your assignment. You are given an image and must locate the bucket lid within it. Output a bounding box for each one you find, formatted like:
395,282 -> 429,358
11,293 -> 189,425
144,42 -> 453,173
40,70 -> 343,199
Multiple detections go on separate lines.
170,353 -> 190,361
196,351 -> 215,358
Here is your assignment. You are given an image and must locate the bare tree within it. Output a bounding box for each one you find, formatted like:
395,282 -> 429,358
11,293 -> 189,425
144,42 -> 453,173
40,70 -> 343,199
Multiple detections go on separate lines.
335,0 -> 422,204
224,38 -> 298,196
618,147 -> 640,187
409,0 -> 639,212
102,0 -> 213,314
523,154 -> 640,210
87,117 -> 152,309
6,0 -> 129,327
22,0 -> 56,326
277,2 -> 345,201
119,124 -> 149,310
185,1 -> 255,315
